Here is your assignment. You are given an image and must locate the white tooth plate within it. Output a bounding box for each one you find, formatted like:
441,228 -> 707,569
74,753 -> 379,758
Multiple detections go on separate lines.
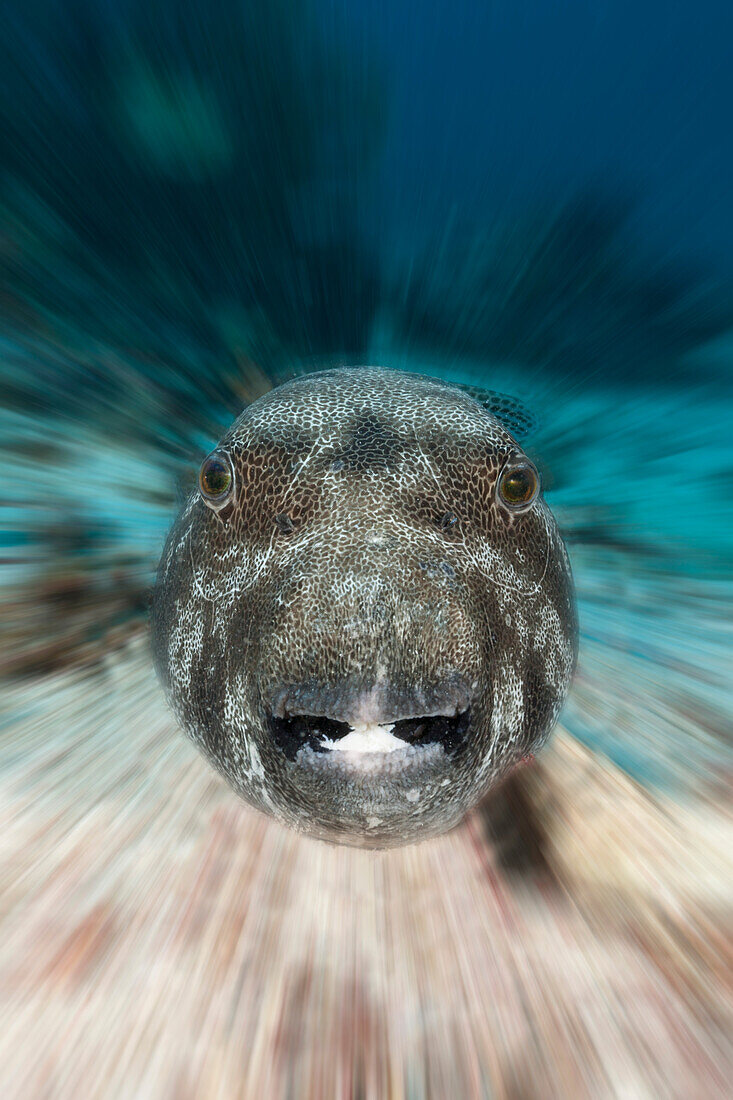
320,723 -> 407,755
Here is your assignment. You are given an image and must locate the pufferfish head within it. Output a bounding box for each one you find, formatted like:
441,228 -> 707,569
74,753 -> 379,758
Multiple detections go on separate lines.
152,367 -> 577,847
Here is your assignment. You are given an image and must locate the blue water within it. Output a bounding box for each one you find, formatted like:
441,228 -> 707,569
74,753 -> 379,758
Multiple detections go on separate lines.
0,0 -> 731,790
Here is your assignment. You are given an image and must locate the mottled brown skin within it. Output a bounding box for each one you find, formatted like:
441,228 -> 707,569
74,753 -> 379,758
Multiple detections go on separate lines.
152,368 -> 577,847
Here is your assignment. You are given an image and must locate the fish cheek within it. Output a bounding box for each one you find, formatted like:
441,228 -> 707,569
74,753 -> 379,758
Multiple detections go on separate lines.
152,508 -> 204,699
156,506 -> 246,757
171,580 -> 272,804
467,513 -> 558,769
188,505 -> 244,602
498,522 -> 575,762
517,652 -> 561,757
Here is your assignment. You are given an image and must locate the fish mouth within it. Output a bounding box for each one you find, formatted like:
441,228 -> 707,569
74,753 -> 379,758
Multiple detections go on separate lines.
266,680 -> 472,773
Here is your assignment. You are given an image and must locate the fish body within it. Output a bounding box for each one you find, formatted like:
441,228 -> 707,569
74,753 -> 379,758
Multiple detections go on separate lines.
152,368 -> 577,846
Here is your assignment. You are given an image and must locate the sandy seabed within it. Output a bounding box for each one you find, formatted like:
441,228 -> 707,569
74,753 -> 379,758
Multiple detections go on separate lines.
1,637 -> 730,1100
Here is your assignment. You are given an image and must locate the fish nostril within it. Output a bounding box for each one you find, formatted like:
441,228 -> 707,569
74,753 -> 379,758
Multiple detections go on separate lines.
274,513 -> 294,534
417,558 -> 457,582
391,711 -> 470,754
268,713 -> 350,760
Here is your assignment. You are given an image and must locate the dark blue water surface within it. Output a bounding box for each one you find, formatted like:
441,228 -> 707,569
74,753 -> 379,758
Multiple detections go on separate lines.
350,0 -> 733,272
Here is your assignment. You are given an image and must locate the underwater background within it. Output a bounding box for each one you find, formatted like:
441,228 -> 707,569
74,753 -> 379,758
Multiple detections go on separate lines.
1,1 -> 731,1096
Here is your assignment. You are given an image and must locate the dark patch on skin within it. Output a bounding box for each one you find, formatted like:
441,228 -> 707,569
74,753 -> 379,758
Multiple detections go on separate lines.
417,559 -> 459,589
152,367 -> 578,847
332,412 -> 402,472
215,501 -> 235,526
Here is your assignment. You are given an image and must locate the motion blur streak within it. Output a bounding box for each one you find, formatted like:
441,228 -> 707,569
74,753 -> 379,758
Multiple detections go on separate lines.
1,1 -> 731,1097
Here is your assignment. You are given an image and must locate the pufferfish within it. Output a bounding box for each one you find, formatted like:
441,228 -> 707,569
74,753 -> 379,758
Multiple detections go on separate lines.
152,367 -> 577,847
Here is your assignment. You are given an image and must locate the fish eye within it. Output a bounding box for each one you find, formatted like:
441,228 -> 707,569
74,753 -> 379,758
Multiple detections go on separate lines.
199,451 -> 234,507
497,460 -> 540,511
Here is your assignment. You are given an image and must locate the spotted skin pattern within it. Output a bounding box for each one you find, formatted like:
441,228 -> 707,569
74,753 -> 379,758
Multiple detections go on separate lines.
152,368 -> 577,847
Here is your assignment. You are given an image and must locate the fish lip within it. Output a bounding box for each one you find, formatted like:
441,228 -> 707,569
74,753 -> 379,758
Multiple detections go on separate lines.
266,675 -> 473,726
